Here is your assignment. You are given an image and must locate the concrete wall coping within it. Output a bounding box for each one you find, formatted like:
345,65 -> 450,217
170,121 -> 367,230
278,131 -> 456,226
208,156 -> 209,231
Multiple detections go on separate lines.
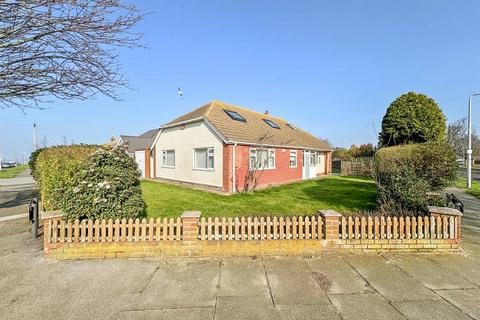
318,210 -> 342,218
181,211 -> 202,218
41,210 -> 64,220
428,206 -> 463,217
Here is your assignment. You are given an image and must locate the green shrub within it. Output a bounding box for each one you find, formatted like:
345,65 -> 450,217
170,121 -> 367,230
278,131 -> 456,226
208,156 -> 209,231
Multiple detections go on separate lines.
60,146 -> 146,220
35,145 -> 98,210
374,142 -> 457,212
379,92 -> 446,147
375,166 -> 430,212
375,142 -> 457,191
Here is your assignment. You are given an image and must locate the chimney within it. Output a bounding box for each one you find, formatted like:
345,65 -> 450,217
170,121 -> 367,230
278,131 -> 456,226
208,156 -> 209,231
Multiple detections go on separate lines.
264,110 -> 269,115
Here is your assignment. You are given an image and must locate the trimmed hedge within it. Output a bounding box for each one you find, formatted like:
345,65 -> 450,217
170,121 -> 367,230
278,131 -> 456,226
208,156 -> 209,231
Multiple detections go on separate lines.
34,145 -> 99,210
374,142 -> 457,212
28,147 -> 46,180
60,146 -> 145,220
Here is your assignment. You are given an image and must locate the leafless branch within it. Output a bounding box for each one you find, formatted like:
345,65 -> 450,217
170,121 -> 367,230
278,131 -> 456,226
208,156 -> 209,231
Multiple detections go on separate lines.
0,0 -> 146,111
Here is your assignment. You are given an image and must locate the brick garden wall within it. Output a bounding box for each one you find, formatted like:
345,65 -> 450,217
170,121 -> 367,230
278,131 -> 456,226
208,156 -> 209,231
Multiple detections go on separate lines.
43,207 -> 462,260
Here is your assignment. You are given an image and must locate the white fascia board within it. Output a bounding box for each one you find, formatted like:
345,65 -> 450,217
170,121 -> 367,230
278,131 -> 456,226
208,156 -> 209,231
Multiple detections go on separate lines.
149,129 -> 163,150
203,118 -> 228,144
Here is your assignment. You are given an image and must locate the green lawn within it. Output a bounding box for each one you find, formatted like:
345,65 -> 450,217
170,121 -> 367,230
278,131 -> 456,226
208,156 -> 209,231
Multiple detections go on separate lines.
0,165 -> 28,179
455,177 -> 480,199
142,176 -> 377,218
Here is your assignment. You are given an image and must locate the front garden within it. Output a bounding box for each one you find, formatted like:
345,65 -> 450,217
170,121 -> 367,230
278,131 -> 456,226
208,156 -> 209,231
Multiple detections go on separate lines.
141,176 -> 377,218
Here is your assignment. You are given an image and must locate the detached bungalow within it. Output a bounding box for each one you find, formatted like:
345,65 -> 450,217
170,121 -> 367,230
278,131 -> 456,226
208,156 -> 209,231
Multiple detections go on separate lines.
123,101 -> 332,192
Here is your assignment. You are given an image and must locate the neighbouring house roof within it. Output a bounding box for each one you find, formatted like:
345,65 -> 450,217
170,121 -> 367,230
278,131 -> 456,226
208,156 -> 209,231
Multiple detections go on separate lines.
119,128 -> 160,152
162,101 -> 332,151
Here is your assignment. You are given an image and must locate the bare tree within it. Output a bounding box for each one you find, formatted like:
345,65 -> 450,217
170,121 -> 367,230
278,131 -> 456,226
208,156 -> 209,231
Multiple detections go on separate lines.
318,137 -> 333,149
0,0 -> 146,111
446,118 -> 467,158
446,117 -> 480,163
237,133 -> 274,192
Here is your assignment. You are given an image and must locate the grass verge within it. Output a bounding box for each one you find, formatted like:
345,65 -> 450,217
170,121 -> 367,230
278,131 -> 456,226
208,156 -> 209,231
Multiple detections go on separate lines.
0,165 -> 28,179
455,177 -> 480,199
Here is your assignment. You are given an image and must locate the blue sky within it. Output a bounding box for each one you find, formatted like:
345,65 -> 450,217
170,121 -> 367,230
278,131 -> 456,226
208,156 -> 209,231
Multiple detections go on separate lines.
1,0 -> 479,162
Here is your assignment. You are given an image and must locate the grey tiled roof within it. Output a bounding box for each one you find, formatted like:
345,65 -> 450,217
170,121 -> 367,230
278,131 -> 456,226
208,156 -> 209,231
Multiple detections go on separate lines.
119,128 -> 160,152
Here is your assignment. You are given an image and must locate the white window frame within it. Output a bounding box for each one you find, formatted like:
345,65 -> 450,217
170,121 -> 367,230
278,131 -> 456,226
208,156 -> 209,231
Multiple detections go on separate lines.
249,148 -> 275,170
318,153 -> 323,167
290,150 -> 297,168
309,151 -> 316,166
193,147 -> 215,171
161,150 -> 175,168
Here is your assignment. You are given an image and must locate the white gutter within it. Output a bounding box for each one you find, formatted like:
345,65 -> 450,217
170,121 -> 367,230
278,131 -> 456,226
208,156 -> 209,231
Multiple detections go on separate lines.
232,143 -> 237,193
225,140 -> 332,152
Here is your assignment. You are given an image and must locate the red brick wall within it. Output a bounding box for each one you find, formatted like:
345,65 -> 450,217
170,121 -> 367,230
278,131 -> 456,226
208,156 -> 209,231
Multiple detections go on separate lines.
230,145 -> 303,192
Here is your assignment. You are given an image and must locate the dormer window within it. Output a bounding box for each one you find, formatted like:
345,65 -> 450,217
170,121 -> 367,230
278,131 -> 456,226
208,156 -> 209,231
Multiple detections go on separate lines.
263,119 -> 280,129
224,109 -> 246,122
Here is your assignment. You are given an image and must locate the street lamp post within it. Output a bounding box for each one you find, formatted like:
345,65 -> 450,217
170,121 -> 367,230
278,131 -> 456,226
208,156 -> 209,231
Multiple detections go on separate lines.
467,93 -> 480,189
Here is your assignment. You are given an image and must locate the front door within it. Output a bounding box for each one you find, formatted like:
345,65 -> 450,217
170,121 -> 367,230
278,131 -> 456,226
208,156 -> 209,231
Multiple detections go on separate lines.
303,150 -> 310,179
303,150 -> 316,179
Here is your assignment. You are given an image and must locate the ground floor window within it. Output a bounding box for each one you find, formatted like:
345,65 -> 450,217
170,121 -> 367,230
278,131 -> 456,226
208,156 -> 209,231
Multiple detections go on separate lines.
194,147 -> 214,170
290,150 -> 297,167
309,151 -> 316,166
318,152 -> 324,167
162,150 -> 175,167
250,148 -> 275,169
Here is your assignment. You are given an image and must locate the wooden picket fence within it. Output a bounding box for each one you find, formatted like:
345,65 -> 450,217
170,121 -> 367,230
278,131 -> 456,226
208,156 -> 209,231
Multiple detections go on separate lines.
46,218 -> 182,244
198,216 -> 324,240
339,215 -> 458,240
45,212 -> 460,244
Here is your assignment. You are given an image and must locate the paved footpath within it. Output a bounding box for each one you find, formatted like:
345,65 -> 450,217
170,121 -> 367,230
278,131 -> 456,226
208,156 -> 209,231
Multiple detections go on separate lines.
0,169 -> 37,219
1,185 -> 480,319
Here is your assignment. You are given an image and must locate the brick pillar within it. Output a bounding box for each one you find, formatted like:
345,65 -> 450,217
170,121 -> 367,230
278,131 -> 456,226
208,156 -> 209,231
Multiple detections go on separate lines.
319,210 -> 342,242
428,206 -> 463,241
181,211 -> 201,242
43,218 -> 51,255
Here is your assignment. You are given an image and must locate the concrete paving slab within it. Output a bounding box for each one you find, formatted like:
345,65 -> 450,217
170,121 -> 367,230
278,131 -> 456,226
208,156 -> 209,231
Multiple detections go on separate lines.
218,258 -> 270,299
384,255 -> 477,290
306,256 -> 371,294
264,257 -> 330,306
428,254 -> 480,287
436,289 -> 480,319
347,255 -> 439,302
328,293 -> 404,320
116,307 -> 215,320
0,258 -> 159,320
215,296 -> 278,320
137,259 -> 221,309
393,299 -> 471,320
277,304 -> 341,320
